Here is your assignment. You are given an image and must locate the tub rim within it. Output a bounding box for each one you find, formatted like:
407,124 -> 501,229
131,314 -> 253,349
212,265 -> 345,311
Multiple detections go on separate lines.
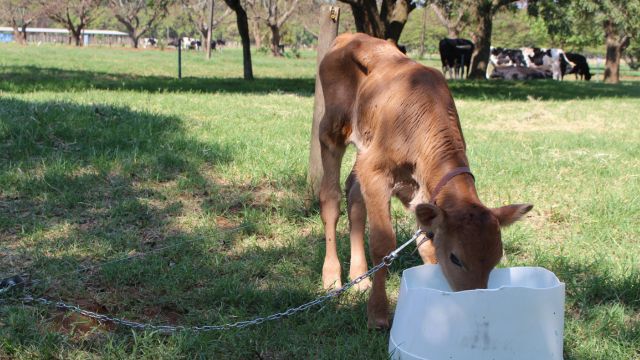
400,265 -> 565,294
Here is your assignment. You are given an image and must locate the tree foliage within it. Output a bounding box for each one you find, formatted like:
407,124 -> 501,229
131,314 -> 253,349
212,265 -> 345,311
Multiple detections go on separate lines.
491,7 -> 550,48
625,42 -> 640,70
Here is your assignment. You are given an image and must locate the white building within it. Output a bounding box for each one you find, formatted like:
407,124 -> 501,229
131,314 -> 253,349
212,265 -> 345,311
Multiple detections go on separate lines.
0,27 -> 128,46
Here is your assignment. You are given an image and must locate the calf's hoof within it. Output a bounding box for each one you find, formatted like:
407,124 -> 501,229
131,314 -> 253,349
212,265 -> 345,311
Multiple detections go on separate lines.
367,315 -> 390,330
322,265 -> 342,291
351,277 -> 371,292
322,276 -> 341,291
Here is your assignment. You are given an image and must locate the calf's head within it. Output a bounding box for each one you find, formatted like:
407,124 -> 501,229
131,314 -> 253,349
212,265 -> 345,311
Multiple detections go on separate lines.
415,202 -> 533,291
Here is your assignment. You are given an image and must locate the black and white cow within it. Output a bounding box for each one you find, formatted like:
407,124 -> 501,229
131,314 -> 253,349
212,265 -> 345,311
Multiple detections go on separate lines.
490,47 -> 527,68
521,47 -> 573,80
141,37 -> 157,48
490,66 -> 551,80
439,38 -> 474,79
182,37 -> 201,50
565,52 -> 592,81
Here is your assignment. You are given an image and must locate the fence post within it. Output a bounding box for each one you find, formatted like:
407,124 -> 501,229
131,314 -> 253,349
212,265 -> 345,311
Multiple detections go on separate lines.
308,5 -> 340,198
178,38 -> 182,79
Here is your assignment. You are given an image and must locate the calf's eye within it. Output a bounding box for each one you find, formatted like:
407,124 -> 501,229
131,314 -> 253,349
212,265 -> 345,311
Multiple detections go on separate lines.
450,253 -> 463,267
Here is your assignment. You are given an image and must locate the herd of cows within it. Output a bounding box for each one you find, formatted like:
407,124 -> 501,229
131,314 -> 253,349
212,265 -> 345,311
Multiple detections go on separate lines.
139,34 -> 592,82
140,37 -> 226,50
438,37 -> 593,81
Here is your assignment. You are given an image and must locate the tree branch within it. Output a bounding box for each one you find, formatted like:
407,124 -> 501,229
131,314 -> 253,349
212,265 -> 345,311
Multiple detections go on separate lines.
277,0 -> 299,28
213,8 -> 233,27
430,3 -> 449,28
303,24 -> 318,39
621,34 -> 631,50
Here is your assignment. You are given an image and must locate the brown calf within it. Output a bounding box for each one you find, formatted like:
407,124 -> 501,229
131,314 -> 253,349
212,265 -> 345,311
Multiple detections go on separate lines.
317,33 -> 533,329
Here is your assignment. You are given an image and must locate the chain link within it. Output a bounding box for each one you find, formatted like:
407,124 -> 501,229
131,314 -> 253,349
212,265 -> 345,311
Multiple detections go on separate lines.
3,230 -> 426,333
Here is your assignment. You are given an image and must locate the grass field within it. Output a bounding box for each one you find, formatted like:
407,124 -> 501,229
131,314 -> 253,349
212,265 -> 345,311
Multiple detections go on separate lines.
1,44 -> 639,359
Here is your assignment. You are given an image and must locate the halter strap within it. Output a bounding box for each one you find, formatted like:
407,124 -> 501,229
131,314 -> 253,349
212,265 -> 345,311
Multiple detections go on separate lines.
429,166 -> 475,205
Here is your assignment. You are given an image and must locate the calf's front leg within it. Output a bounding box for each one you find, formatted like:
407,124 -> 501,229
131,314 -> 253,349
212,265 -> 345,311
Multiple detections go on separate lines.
345,171 -> 370,291
357,169 -> 395,329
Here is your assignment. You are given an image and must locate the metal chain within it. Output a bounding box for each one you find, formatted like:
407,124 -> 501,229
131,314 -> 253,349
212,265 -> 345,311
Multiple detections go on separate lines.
3,230 -> 426,333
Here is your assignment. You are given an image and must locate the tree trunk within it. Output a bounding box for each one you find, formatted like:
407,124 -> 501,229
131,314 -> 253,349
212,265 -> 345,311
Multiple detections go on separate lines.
344,0 -> 413,43
603,40 -> 623,84
270,25 -> 282,56
225,0 -> 253,80
199,27 -> 209,51
20,24 -> 28,43
448,26 -> 459,38
12,25 -> 25,45
71,30 -> 82,46
250,18 -> 262,48
349,2 -> 384,38
309,5 -> 340,197
382,0 -> 412,43
238,10 -> 253,79
68,19 -> 85,47
603,21 -> 630,84
128,33 -> 140,48
468,2 -> 493,79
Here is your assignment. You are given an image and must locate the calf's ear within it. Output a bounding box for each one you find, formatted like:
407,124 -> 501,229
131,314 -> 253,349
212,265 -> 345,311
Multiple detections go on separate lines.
491,204 -> 533,227
415,203 -> 444,228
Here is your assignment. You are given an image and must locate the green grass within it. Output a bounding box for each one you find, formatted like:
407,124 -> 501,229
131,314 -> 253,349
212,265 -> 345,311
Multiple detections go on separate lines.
1,43 -> 639,359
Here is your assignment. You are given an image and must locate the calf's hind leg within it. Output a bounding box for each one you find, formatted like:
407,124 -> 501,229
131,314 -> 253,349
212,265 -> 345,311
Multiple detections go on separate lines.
319,132 -> 346,290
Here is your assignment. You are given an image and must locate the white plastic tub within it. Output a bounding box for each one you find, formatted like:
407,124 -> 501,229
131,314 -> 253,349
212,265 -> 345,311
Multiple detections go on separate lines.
389,265 -> 565,360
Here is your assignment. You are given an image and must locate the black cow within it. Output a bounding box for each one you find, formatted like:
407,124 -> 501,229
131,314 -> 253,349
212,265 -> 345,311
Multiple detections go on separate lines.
439,38 -> 474,79
565,52 -> 592,81
210,39 -> 226,51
